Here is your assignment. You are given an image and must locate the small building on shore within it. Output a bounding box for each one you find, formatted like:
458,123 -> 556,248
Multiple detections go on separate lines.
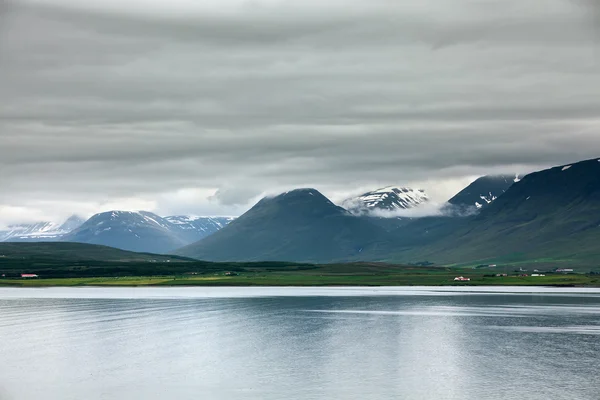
454,276 -> 470,281
21,274 -> 39,278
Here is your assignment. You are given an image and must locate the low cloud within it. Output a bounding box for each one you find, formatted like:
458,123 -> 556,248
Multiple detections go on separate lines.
209,187 -> 264,207
358,202 -> 445,219
354,201 -> 483,219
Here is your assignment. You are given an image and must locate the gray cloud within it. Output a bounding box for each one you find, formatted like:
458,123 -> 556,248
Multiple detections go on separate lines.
1,0 -> 599,225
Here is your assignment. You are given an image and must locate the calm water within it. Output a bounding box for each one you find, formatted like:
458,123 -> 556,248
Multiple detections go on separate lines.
0,287 -> 599,400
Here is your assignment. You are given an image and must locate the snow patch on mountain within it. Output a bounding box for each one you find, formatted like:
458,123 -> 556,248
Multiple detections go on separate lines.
447,175 -> 515,212
165,216 -> 236,234
477,192 -> 498,208
513,173 -> 521,183
92,211 -> 172,230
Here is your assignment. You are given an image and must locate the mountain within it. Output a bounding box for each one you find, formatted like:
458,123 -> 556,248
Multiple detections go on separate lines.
447,175 -> 517,212
63,211 -> 188,254
60,212 -> 235,254
343,187 -> 429,215
390,158 -> 600,268
164,216 -> 235,243
0,215 -> 84,242
0,222 -> 62,242
176,188 -> 390,262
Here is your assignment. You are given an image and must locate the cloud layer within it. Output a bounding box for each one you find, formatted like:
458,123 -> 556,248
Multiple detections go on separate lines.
1,0 -> 600,225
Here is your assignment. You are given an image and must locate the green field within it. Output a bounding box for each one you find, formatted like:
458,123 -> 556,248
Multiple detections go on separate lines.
1,243 -> 598,287
1,264 -> 598,287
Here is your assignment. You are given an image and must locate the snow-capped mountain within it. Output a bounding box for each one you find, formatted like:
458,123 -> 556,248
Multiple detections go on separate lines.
63,211 -> 187,253
62,211 -> 236,254
0,215 -> 85,242
342,187 -> 430,215
164,216 -> 236,243
165,216 -> 234,231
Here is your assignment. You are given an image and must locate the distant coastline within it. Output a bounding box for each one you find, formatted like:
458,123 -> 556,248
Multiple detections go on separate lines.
1,273 -> 598,288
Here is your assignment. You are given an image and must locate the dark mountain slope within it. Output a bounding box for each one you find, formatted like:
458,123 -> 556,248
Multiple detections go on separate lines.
176,189 -> 391,262
394,158 -> 600,266
448,174 -> 516,212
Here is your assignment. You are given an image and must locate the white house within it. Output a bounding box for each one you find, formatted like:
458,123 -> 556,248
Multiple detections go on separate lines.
454,276 -> 471,281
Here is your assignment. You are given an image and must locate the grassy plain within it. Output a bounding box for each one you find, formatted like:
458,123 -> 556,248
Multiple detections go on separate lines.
1,263 -> 598,287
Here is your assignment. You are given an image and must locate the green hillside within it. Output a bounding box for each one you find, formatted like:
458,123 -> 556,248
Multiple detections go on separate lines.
0,242 -> 190,262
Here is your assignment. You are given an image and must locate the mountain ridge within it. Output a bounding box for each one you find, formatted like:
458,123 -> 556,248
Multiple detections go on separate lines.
0,215 -> 85,242
176,158 -> 600,267
62,211 -> 235,253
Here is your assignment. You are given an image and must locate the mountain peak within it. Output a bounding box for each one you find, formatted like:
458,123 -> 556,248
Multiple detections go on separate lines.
342,186 -> 429,215
256,188 -> 347,216
272,188 -> 326,200
57,215 -> 85,232
86,210 -> 171,230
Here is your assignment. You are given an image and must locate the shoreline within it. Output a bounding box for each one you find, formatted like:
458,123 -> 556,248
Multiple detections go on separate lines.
1,275 -> 598,288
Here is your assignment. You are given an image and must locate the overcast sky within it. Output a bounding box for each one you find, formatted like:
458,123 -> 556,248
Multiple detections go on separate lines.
1,0 -> 599,226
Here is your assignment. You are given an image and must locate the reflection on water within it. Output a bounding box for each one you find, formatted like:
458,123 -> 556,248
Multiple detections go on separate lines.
0,287 -> 599,400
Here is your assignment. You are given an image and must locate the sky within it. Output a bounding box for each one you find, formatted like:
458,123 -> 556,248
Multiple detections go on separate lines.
1,0 -> 600,226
